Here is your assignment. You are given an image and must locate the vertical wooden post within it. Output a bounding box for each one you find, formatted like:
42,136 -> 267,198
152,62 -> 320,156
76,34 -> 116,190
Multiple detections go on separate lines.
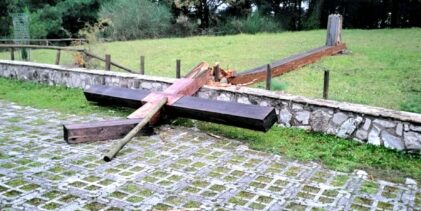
214,64 -> 220,82
55,49 -> 61,65
266,64 -> 272,90
323,70 -> 330,99
176,59 -> 181,79
10,48 -> 15,61
326,14 -> 343,46
140,56 -> 145,75
105,54 -> 111,71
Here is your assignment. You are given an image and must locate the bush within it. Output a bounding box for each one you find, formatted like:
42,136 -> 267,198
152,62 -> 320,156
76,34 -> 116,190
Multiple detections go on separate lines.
169,14 -> 198,37
99,0 -> 171,40
29,6 -> 65,38
220,13 -> 281,35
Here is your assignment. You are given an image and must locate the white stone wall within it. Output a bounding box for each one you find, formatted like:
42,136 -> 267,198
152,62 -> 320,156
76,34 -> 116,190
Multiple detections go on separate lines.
1,60 -> 420,153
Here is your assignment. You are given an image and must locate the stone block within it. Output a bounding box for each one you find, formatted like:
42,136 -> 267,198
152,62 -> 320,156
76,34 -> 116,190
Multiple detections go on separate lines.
396,123 -> 403,136
279,108 -> 292,126
336,116 -> 363,138
355,129 -> 368,141
404,132 -> 421,152
362,118 -> 371,131
141,82 -> 153,89
259,101 -> 269,107
409,125 -> 421,132
310,110 -> 331,132
237,96 -> 251,104
368,125 -> 382,146
381,131 -> 404,151
331,112 -> 348,126
292,103 -> 303,110
373,119 -> 395,128
216,93 -> 232,102
295,111 -> 310,125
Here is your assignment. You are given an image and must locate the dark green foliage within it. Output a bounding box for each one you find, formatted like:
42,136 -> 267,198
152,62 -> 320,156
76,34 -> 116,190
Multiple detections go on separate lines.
99,0 -> 171,40
220,13 -> 281,35
1,0 -> 421,39
29,5 -> 64,38
1,0 -> 103,39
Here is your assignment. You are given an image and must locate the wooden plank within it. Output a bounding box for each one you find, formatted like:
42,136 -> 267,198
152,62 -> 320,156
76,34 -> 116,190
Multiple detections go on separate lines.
80,85 -> 277,131
55,50 -> 61,65
63,118 -> 153,144
105,54 -> 111,71
326,14 -> 343,46
229,44 -> 346,85
140,56 -> 145,75
84,51 -> 135,73
266,64 -> 271,90
0,44 -> 84,52
84,85 -> 150,108
169,96 -> 277,131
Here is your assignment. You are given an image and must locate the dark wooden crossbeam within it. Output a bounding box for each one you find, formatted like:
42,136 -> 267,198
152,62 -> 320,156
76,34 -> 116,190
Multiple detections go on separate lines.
64,85 -> 277,143
64,118 -> 153,144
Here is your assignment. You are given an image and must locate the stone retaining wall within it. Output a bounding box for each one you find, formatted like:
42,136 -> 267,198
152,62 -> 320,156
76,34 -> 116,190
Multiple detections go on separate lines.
1,60 -> 420,153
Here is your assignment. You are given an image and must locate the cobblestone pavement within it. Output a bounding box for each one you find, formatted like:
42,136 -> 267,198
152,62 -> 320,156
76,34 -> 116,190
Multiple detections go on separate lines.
0,100 -> 419,211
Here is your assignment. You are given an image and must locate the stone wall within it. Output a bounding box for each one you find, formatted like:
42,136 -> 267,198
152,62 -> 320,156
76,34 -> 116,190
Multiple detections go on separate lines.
1,60 -> 420,153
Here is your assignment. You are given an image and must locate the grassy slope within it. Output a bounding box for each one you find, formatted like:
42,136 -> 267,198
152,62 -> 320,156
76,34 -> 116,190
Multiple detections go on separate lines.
0,77 -> 420,182
1,29 -> 420,112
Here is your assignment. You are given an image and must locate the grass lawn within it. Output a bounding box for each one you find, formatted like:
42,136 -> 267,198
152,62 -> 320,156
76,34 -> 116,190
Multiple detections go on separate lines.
0,77 -> 420,182
1,29 -> 420,113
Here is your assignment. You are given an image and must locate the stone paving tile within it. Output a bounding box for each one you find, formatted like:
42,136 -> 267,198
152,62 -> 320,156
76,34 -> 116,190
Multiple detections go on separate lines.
0,99 -> 419,211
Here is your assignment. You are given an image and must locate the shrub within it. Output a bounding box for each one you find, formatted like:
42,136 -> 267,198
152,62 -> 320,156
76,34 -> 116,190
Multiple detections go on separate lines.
220,13 -> 281,35
169,14 -> 198,37
29,6 -> 65,38
99,0 -> 171,40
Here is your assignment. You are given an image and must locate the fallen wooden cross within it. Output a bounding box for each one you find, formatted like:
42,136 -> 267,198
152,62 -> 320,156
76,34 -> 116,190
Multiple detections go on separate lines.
63,62 -> 278,161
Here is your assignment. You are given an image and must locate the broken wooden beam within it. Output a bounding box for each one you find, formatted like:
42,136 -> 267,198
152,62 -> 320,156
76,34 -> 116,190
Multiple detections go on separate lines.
63,118 -> 151,144
228,43 -> 346,85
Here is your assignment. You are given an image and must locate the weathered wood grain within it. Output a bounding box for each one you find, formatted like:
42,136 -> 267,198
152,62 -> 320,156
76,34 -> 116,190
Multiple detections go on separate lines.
63,118 -> 152,144
229,44 -> 346,85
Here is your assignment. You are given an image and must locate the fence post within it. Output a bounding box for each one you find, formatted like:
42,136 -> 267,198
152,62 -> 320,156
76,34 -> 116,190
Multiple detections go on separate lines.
326,14 -> 343,46
105,54 -> 111,71
323,70 -> 330,99
55,49 -> 61,65
266,64 -> 272,90
10,48 -> 14,60
214,64 -> 220,82
176,59 -> 181,79
140,56 -> 145,75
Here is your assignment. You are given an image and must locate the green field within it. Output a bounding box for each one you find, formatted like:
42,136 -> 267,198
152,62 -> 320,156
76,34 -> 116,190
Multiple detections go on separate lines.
0,77 -> 420,182
1,29 -> 420,112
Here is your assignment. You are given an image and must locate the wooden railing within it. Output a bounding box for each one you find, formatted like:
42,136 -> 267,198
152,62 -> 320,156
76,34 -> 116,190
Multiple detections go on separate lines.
0,44 -> 136,73
0,38 -> 87,46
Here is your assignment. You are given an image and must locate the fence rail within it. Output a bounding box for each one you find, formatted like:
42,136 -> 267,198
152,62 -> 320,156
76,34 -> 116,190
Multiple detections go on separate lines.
0,44 -> 136,74
0,38 -> 88,46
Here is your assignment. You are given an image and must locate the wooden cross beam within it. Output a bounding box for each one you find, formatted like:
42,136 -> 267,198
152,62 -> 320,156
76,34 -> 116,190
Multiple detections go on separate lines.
63,62 -> 278,144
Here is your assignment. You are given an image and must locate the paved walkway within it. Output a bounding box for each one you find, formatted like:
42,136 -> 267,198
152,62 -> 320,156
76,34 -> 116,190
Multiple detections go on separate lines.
0,100 -> 419,211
